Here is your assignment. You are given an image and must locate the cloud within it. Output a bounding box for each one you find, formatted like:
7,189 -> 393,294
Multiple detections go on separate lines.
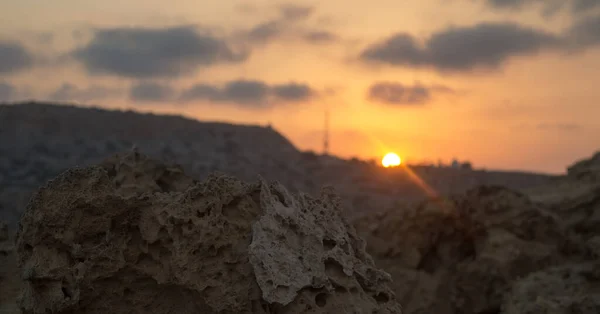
179,79 -> 316,106
572,0 -> 600,13
272,83 -> 315,101
279,4 -> 314,21
244,21 -> 283,43
367,82 -> 455,105
129,82 -> 176,103
566,14 -> 600,48
71,26 -> 247,79
48,83 -> 123,103
0,41 -> 34,75
360,22 -> 561,72
479,0 -> 598,17
0,82 -> 15,102
239,4 -> 338,45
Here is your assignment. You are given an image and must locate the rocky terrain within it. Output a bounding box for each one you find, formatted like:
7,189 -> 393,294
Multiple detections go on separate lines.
0,102 -> 555,228
354,151 -> 600,314
2,101 -> 598,313
12,151 -> 401,313
0,147 -> 598,313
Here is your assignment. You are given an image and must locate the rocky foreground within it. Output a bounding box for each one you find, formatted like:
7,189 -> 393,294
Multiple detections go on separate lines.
1,150 -> 599,313
9,152 -> 402,313
355,151 -> 600,313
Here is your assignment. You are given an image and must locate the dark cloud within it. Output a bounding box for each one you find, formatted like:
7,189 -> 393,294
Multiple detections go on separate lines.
484,0 -> 548,10
0,82 -> 15,102
71,26 -> 247,79
129,82 -> 176,103
272,83 -> 315,101
368,82 -> 454,105
48,83 -> 122,103
360,22 -> 561,72
0,41 -> 34,75
567,14 -> 600,48
179,79 -> 316,106
240,4 -> 338,45
245,21 -> 283,43
572,0 -> 600,12
479,0 -> 598,16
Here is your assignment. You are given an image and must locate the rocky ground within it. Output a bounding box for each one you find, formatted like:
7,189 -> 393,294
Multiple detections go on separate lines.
9,151 -> 402,314
2,101 -> 597,313
0,102 -> 555,229
354,151 -> 600,314
0,150 -> 599,313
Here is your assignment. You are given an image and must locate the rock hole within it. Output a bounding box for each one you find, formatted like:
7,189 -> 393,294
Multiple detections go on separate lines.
315,293 -> 328,307
323,238 -> 336,250
207,245 -> 217,256
333,284 -> 347,293
61,286 -> 72,300
477,307 -> 500,314
373,292 -> 389,304
273,190 -> 287,206
324,258 -> 346,280
156,177 -> 170,192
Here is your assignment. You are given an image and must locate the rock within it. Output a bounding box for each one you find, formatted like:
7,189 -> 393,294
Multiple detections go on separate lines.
567,151 -> 600,181
356,186 -> 572,314
0,219 -> 23,313
0,220 -> 7,241
15,152 -> 402,314
502,263 -> 600,314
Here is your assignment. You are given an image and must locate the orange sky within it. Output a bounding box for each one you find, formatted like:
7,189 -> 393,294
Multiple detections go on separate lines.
1,0 -> 599,173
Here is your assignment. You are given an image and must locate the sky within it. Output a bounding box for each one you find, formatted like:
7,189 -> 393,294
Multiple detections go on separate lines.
1,0 -> 599,174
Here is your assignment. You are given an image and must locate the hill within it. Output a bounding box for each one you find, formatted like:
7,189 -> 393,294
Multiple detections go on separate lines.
0,102 -> 555,227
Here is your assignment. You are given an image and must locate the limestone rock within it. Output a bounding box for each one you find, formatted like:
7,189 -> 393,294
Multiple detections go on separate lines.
16,152 -> 401,314
0,219 -> 22,313
567,151 -> 600,181
356,186 -> 571,314
502,263 -> 600,314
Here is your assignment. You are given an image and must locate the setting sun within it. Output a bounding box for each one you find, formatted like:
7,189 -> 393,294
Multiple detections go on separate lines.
382,152 -> 402,168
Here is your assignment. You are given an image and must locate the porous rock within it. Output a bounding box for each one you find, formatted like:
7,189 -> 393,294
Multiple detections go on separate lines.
1,219 -> 23,313
356,186 -> 572,314
16,152 -> 401,314
502,263 -> 600,314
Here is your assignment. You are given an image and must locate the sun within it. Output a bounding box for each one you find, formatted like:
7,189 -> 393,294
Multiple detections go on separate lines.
382,152 -> 402,168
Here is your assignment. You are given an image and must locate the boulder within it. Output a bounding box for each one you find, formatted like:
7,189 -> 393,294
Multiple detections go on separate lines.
502,263 -> 600,314
16,152 -> 402,314
356,186 -> 573,314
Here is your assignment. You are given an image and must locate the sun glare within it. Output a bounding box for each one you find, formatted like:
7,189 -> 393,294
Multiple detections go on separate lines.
382,152 -> 401,168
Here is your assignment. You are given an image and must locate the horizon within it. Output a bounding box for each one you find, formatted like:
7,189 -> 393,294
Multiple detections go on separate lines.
1,100 -> 583,175
1,0 -> 600,173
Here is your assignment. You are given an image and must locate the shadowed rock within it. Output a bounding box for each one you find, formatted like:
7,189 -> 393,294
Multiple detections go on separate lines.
15,152 -> 402,314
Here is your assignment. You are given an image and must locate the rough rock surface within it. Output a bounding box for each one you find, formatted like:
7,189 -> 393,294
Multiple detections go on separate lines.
502,263 -> 600,313
356,186 -> 589,314
567,151 -> 600,181
1,219 -> 22,313
15,152 -> 402,314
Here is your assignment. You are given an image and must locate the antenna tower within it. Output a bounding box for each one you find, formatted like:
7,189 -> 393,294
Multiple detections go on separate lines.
323,108 -> 329,155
